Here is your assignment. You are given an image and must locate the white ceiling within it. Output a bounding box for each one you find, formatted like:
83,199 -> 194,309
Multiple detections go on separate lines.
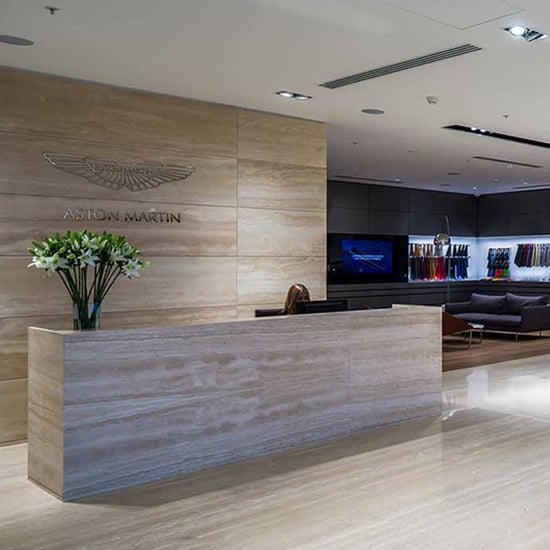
2,0 -> 550,195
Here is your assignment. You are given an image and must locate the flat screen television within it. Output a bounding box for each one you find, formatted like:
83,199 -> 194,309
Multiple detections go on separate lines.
295,299 -> 348,314
328,233 -> 409,284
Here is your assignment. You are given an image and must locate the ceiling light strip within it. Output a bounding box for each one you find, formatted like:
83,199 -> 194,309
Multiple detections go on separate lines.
512,184 -> 550,190
444,124 -> 550,150
332,175 -> 405,184
320,44 -> 482,89
471,156 -> 541,168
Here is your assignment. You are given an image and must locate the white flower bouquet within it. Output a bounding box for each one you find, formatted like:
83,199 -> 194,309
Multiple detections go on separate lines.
28,229 -> 150,329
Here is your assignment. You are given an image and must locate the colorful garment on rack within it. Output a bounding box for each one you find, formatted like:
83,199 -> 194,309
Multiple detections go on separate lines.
487,247 -> 510,279
409,243 -> 469,281
514,243 -> 550,267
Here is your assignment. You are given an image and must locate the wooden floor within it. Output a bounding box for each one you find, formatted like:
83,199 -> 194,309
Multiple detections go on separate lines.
443,329 -> 550,371
4,356 -> 550,548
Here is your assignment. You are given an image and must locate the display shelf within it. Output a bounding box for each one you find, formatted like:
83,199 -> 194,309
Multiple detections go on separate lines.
408,236 -> 478,282
476,236 -> 550,282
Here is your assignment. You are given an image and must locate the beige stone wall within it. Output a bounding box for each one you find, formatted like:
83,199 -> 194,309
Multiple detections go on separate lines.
0,66 -> 326,443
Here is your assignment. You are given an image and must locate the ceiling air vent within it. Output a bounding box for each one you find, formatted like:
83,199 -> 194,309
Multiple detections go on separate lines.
320,44 -> 482,89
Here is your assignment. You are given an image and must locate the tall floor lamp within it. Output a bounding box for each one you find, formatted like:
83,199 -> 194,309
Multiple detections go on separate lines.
434,215 -> 451,305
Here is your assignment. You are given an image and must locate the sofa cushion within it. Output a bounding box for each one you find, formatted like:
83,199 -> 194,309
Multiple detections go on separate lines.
469,293 -> 507,314
505,293 -> 547,315
455,312 -> 522,327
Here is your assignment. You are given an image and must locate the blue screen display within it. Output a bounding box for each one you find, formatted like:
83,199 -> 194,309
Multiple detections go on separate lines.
341,239 -> 394,275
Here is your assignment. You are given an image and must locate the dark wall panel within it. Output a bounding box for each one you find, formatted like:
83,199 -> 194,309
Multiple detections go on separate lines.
328,181 -> 477,237
368,210 -> 408,235
328,207 -> 368,233
479,189 -> 550,236
328,181 -> 368,209
368,186 -> 409,212
477,195 -> 506,236
409,212 -> 448,235
449,215 -> 476,237
409,190 -> 451,213
507,212 -> 548,236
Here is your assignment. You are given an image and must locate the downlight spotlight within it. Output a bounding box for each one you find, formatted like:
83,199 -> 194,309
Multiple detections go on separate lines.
505,25 -> 547,42
508,25 -> 527,36
275,91 -> 312,100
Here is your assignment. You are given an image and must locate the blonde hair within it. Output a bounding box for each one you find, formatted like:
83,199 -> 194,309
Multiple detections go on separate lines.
283,283 -> 311,315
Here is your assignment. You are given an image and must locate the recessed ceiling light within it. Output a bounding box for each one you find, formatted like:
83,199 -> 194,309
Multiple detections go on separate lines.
505,25 -> 547,42
393,178 -> 402,182
493,178 -> 499,183
361,108 -> 385,115
508,25 -> 527,36
523,181 -> 529,185
275,91 -> 312,100
473,187 -> 478,190
0,35 -> 34,46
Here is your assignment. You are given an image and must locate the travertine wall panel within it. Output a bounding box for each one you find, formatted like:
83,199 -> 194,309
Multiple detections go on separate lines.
0,195 -> 237,256
238,257 -> 326,305
238,110 -> 326,167
238,159 -> 326,211
0,133 -> 238,206
0,67 -> 238,156
238,208 -> 325,257
0,66 -> 326,443
0,379 -> 28,442
0,257 -> 237,317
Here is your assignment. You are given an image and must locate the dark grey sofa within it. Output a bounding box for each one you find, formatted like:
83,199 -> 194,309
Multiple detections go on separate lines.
445,292 -> 550,336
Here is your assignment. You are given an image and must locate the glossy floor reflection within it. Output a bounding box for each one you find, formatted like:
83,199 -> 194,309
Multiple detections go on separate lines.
3,356 -> 550,549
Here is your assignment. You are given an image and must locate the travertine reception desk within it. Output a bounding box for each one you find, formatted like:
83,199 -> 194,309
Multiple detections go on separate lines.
28,305 -> 441,500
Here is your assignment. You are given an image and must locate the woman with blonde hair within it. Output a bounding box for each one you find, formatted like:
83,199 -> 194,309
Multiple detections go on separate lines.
283,282 -> 311,315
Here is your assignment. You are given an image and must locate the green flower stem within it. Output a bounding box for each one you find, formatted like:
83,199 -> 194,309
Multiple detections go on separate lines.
100,268 -> 123,300
56,270 -> 75,299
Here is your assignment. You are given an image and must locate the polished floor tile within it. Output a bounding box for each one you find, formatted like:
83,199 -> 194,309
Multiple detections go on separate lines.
3,355 -> 550,549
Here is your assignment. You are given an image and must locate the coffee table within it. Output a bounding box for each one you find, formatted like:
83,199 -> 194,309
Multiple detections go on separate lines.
468,323 -> 484,344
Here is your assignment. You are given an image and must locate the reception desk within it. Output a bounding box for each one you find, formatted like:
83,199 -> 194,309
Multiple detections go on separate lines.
28,305 -> 441,500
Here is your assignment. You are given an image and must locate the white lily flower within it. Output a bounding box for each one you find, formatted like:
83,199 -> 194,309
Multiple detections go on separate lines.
42,253 -> 70,271
28,256 -> 48,269
109,248 -> 126,263
122,259 -> 142,278
77,249 -> 99,268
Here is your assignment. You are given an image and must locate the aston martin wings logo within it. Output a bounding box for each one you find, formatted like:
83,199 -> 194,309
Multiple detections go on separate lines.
43,152 -> 195,191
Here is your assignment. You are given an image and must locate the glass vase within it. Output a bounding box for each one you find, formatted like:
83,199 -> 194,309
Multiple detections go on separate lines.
72,301 -> 102,330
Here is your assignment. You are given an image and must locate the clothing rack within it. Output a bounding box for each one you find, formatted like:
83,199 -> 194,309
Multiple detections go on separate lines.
486,247 -> 510,279
514,243 -> 550,268
409,243 -> 469,281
